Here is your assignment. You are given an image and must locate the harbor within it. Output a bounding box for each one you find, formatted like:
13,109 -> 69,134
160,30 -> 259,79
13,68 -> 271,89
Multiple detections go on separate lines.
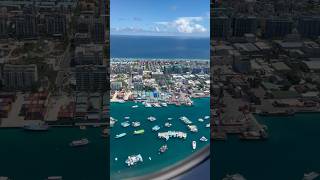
110,97 -> 210,179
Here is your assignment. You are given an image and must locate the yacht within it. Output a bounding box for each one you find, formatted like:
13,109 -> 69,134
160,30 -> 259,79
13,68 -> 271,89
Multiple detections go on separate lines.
125,154 -> 143,166
159,144 -> 168,154
200,136 -> 208,142
192,141 -> 197,150
69,138 -> 89,147
152,125 -> 160,131
121,121 -> 130,127
115,133 -> 127,139
132,121 -> 141,127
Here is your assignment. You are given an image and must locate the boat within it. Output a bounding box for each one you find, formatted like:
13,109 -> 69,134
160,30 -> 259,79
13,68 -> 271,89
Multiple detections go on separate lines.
110,117 -> 117,127
200,136 -> 208,142
167,118 -> 172,121
115,133 -> 127,139
125,154 -> 143,166
198,118 -> 204,122
147,116 -> 156,121
179,116 -> 192,124
121,121 -> 130,127
152,125 -> 160,131
23,122 -> 49,131
132,121 -> 141,127
159,144 -> 168,154
187,125 -> 198,132
164,122 -> 172,127
132,105 -> 138,108
222,174 -> 246,180
152,103 -> 161,107
79,125 -> 86,130
101,128 -> 108,138
303,172 -> 319,180
204,116 -> 210,119
0,177 -> 11,180
69,138 -> 89,147
124,116 -> 130,120
206,123 -> 210,128
134,129 -> 145,135
161,103 -> 167,107
192,141 -> 196,150
145,103 -> 152,107
47,176 -> 63,180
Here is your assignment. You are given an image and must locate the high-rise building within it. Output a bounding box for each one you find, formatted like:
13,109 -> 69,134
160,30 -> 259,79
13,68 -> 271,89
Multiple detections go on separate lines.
2,64 -> 38,90
75,44 -> 104,65
298,16 -> 320,38
212,16 -> 230,39
264,18 -> 293,38
232,16 -> 257,37
45,14 -> 67,37
75,65 -> 107,92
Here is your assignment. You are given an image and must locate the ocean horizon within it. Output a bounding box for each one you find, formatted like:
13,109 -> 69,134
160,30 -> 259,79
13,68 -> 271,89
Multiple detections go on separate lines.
110,35 -> 210,59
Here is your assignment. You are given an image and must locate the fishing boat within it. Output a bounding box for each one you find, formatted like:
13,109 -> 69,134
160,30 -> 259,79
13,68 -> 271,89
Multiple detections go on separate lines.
152,125 -> 160,131
125,154 -> 143,166
121,121 -> 130,127
69,138 -> 89,147
164,122 -> 172,127
147,116 -> 156,121
192,141 -> 196,150
200,136 -> 208,142
159,144 -> 168,154
115,133 -> 127,139
134,129 -> 145,135
132,121 -> 141,127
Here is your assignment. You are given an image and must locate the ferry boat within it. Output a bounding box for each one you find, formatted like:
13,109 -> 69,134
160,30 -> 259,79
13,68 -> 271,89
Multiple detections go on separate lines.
134,129 -> 145,135
132,121 -> 141,127
198,118 -> 204,122
200,136 -> 208,142
125,154 -> 143,166
121,121 -> 130,127
69,138 -> 89,147
164,122 -> 172,127
159,144 -> 168,154
303,172 -> 319,180
132,105 -> 138,108
115,133 -> 127,139
187,125 -> 198,132
147,116 -> 156,121
152,125 -> 160,131
23,122 -> 49,131
192,141 -> 197,150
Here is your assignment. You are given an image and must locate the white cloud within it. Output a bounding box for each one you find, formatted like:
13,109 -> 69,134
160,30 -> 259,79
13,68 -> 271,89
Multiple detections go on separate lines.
173,17 -> 206,33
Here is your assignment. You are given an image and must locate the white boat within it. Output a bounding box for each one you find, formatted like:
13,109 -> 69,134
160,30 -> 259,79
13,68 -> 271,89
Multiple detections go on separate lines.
147,116 -> 156,121
303,172 -> 319,180
145,103 -> 152,107
164,122 -> 172,127
153,103 -> 161,107
179,116 -> 192,124
121,121 -> 130,127
198,118 -> 204,122
69,138 -> 89,147
167,118 -> 172,121
115,133 -> 127,139
47,176 -> 63,180
125,154 -> 143,166
200,136 -> 208,142
187,125 -> 198,132
204,116 -> 210,119
132,105 -> 138,108
124,116 -> 130,120
192,141 -> 196,150
159,144 -> 168,153
161,103 -> 168,107
206,123 -> 210,128
132,121 -> 141,127
152,125 -> 160,131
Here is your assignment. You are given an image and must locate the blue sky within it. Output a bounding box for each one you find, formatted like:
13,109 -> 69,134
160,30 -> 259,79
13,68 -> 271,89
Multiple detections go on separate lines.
111,0 -> 210,37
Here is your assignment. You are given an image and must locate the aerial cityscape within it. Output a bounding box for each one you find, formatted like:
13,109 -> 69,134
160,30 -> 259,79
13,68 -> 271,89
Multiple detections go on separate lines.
110,0 -> 210,179
211,0 -> 320,179
0,0 -> 109,179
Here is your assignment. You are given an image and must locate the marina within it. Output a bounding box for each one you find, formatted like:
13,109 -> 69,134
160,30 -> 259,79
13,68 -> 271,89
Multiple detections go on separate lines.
110,97 -> 210,179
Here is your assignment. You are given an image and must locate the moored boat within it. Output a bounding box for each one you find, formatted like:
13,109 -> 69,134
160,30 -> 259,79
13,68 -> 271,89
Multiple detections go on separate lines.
69,138 -> 89,147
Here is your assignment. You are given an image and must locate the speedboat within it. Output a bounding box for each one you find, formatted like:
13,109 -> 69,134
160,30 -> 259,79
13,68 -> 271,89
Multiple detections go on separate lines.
159,144 -> 168,154
192,141 -> 196,150
69,138 -> 89,147
200,136 -> 208,142
125,154 -> 143,166
115,133 -> 127,139
147,116 -> 156,121
152,125 -> 160,131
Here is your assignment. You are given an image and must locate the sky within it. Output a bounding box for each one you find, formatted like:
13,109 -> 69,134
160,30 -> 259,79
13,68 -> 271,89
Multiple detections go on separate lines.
110,0 -> 210,37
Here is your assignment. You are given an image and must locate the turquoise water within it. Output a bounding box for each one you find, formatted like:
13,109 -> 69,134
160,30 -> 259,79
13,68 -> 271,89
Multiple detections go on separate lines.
0,127 -> 108,180
213,113 -> 320,180
110,98 -> 210,179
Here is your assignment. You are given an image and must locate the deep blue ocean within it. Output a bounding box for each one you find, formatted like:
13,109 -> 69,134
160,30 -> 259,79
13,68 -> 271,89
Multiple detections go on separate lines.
110,35 -> 209,59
